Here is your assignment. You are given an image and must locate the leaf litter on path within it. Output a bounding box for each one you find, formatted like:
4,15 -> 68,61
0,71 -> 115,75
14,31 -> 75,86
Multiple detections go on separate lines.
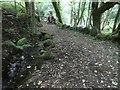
22,24 -> 118,88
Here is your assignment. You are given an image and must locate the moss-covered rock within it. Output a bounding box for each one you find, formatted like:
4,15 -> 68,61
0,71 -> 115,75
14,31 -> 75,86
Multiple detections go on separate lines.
49,43 -> 55,48
61,24 -> 67,29
40,50 -> 54,60
43,39 -> 53,47
66,25 -> 70,29
81,27 -> 90,34
43,33 -> 53,40
37,41 -> 44,49
36,58 -> 44,70
89,27 -> 98,36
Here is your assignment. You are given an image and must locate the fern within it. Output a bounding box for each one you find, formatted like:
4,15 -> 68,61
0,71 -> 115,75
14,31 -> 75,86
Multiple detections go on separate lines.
3,38 -> 31,50
17,38 -> 26,46
3,40 -> 16,47
22,44 -> 31,48
15,46 -> 24,50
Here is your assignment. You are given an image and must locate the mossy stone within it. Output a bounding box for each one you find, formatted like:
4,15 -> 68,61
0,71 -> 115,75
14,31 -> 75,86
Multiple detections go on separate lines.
36,58 -> 43,70
43,34 -> 53,40
37,41 -> 44,49
44,39 -> 53,47
40,50 -> 54,60
90,27 -> 98,36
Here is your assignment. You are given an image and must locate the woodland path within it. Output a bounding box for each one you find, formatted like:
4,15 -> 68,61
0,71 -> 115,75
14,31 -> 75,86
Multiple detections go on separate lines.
23,23 -> 118,88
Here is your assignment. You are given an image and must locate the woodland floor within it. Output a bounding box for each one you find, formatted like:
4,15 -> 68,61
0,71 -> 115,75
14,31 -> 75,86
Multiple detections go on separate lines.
21,23 -> 118,88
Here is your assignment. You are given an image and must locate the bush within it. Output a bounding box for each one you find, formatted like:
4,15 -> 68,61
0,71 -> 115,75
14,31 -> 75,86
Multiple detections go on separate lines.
96,33 -> 112,40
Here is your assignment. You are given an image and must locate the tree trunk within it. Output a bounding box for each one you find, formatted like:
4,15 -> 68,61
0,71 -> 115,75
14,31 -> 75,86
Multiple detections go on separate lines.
25,1 -> 35,31
93,12 -> 101,33
73,11 -> 77,27
70,1 -> 76,26
14,0 -> 17,13
118,24 -> 120,38
25,2 -> 30,28
77,2 -> 86,26
70,5 -> 73,25
76,1 -> 81,26
92,1 -> 117,34
101,9 -> 111,31
52,0 -> 63,24
86,2 -> 91,27
92,2 -> 99,33
31,1 -> 35,32
113,5 -> 120,32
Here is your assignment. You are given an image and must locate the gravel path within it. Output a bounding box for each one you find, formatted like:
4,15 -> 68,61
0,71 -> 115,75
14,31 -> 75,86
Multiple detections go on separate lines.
22,23 -> 118,88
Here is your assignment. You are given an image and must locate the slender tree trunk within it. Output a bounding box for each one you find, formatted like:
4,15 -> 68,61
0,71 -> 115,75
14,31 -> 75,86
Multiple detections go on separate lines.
73,11 -> 77,27
76,1 -> 81,26
31,1 -> 35,32
71,1 -> 76,27
101,9 -> 110,31
86,2 -> 91,27
117,24 -> 120,37
14,0 -> 17,13
52,0 -> 63,23
25,2 -> 30,28
77,2 -> 86,26
70,6 -> 73,25
73,11 -> 76,27
113,5 -> 120,32
89,2 -> 93,29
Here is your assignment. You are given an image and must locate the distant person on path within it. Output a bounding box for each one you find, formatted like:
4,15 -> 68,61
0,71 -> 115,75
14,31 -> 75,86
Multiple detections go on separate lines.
47,11 -> 55,24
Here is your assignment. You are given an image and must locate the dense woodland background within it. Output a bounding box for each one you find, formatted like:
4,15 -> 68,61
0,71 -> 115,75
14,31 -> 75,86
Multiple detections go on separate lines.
1,0 -> 120,89
2,0 -> 120,38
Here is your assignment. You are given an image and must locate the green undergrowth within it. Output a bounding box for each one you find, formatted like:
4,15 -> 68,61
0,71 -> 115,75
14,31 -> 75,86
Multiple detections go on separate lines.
2,9 -> 54,88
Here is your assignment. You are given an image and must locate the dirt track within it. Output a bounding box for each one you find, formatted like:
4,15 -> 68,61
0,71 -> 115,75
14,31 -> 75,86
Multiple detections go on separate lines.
22,23 -> 118,88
